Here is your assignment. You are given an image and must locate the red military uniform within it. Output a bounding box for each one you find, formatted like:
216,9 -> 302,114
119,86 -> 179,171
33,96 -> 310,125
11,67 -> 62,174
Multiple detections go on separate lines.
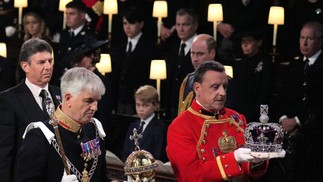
166,99 -> 267,182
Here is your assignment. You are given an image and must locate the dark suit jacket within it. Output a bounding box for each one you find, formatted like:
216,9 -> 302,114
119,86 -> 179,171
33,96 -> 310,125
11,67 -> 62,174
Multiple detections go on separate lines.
290,53 -> 323,181
121,116 -> 167,162
52,25 -> 98,86
0,56 -> 15,92
276,56 -> 309,124
0,81 -> 61,181
230,52 -> 274,123
16,119 -> 106,182
163,39 -> 194,119
111,34 -> 160,113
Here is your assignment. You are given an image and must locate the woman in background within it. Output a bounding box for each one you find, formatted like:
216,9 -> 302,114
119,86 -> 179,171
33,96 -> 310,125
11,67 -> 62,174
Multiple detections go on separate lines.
23,11 -> 51,42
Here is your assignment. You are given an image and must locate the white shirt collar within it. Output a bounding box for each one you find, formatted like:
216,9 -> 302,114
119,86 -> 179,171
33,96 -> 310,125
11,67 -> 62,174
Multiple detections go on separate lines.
71,24 -> 84,36
25,78 -> 50,109
304,49 -> 322,65
180,34 -> 197,55
127,32 -> 142,52
140,112 -> 155,132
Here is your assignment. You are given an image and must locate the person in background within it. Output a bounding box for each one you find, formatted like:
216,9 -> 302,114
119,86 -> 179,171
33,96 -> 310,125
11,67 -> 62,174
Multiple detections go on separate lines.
0,38 -> 61,181
167,61 -> 285,182
111,6 -> 160,115
16,67 -> 106,181
178,34 -> 216,114
121,85 -> 167,162
23,11 -> 51,43
230,28 -> 274,123
277,21 -> 323,181
68,38 -> 111,146
214,0 -> 270,59
163,8 -> 198,120
53,0 -> 98,87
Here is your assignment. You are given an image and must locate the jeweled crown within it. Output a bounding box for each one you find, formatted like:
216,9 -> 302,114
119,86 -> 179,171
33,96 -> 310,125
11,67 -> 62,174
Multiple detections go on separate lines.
244,105 -> 284,153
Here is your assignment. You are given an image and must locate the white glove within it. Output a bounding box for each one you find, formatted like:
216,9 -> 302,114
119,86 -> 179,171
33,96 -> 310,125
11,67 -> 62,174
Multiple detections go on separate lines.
5,26 -> 16,37
277,149 -> 286,158
234,148 -> 254,163
61,170 -> 79,182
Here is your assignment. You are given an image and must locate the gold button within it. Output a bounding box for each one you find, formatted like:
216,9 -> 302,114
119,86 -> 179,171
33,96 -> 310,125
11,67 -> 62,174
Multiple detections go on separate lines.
202,140 -> 206,144
228,174 -> 231,177
201,149 -> 205,153
204,132 -> 208,136
225,164 -> 228,168
202,157 -> 206,161
206,124 -> 210,128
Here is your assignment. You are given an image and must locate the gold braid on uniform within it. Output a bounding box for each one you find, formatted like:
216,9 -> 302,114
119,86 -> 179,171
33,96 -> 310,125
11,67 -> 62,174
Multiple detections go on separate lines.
178,76 -> 195,114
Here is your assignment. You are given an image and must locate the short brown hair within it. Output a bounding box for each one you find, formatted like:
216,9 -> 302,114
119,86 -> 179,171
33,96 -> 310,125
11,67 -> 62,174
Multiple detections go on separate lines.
135,85 -> 158,104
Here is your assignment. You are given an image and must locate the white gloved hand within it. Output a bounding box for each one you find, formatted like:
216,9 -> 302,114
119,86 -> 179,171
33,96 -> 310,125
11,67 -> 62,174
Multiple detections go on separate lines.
61,170 -> 79,182
234,148 -> 254,163
277,149 -> 286,158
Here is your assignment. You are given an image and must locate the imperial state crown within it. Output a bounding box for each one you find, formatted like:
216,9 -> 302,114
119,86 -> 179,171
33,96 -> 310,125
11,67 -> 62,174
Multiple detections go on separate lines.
244,105 -> 284,158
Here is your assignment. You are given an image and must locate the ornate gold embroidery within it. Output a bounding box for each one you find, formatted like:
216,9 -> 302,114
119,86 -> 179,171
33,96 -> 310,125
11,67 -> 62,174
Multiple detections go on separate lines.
218,130 -> 237,153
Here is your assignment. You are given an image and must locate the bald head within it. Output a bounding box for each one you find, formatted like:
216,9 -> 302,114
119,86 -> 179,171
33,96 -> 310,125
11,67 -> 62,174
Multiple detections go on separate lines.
190,34 -> 216,69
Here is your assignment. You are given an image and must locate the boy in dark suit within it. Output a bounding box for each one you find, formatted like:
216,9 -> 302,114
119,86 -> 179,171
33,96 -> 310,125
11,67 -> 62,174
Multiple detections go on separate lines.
111,7 -> 160,115
121,85 -> 167,162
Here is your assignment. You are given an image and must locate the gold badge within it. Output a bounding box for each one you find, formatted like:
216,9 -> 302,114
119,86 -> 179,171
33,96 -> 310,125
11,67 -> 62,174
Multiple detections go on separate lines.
218,130 -> 237,153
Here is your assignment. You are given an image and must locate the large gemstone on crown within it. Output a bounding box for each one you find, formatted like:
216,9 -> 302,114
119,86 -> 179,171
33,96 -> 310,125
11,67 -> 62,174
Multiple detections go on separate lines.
244,122 -> 284,153
244,105 -> 284,156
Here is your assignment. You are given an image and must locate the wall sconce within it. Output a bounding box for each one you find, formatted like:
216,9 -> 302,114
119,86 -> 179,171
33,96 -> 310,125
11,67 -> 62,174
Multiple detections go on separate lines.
152,0 -> 167,44
150,60 -> 167,101
224,65 -> 233,78
103,0 -> 118,40
59,0 -> 72,30
0,43 -> 7,58
96,54 -> 112,75
14,0 -> 28,36
208,3 -> 223,41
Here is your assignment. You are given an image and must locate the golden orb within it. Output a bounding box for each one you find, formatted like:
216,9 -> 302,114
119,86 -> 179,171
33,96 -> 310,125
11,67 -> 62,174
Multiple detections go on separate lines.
124,149 -> 158,181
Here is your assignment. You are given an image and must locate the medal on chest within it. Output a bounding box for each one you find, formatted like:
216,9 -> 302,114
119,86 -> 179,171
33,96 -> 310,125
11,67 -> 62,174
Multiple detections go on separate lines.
80,138 -> 101,181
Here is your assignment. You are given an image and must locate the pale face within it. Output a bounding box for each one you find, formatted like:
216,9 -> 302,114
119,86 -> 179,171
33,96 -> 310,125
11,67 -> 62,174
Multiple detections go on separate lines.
64,90 -> 101,124
241,36 -> 262,56
299,27 -> 322,57
194,70 -> 227,112
191,41 -> 215,69
21,51 -> 53,88
175,14 -> 198,41
66,8 -> 85,29
123,18 -> 144,39
135,98 -> 156,120
24,15 -> 41,37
